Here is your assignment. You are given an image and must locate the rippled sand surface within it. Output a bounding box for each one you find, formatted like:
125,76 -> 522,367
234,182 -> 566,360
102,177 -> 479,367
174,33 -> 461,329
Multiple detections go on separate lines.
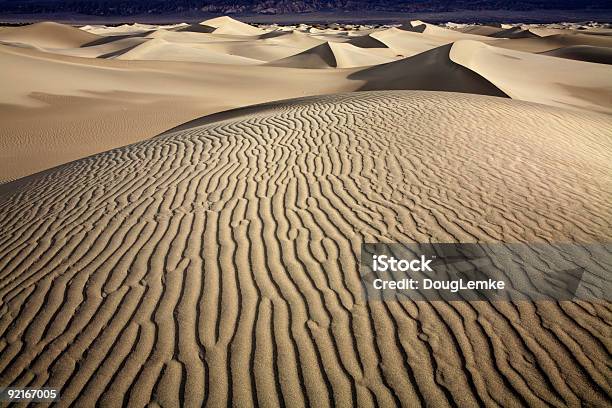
1,91 -> 610,406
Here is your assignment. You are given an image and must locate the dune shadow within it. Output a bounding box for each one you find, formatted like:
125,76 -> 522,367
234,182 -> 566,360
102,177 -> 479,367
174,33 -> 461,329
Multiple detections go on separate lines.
347,43 -> 508,97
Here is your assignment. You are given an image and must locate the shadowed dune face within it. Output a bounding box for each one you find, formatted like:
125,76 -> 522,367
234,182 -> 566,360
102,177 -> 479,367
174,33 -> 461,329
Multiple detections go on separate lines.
1,91 -> 610,407
268,42 -> 339,68
200,16 -> 267,36
447,40 -> 612,114
349,44 -> 508,97
495,32 -> 612,53
542,45 -> 612,65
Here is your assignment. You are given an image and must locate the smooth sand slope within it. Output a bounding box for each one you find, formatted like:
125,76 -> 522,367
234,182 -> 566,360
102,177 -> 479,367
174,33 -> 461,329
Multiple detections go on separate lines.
448,40 -> 612,113
0,91 -> 611,407
542,45 -> 612,65
200,16 -> 268,36
0,44 -> 356,183
115,38 -> 262,64
0,21 -> 100,48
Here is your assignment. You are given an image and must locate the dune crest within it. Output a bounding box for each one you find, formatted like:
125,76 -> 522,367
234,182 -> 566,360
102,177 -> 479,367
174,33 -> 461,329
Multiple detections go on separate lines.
200,16 -> 267,36
449,40 -> 612,113
269,41 -> 396,68
116,38 -> 262,64
349,43 -> 508,97
370,27 -> 451,56
0,21 -> 100,48
400,20 -> 496,42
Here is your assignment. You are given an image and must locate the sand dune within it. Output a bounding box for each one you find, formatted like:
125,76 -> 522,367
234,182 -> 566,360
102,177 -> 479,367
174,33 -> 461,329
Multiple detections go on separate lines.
269,42 -> 338,68
349,43 -> 508,97
0,43 -> 356,182
457,25 -> 505,37
449,40 -> 612,113
497,32 -> 612,53
368,22 -> 503,58
354,35 -> 612,113
369,28 -> 448,57
492,25 -> 577,39
0,21 -> 100,48
144,29 -> 239,44
581,27 -> 612,36
51,37 -> 148,59
345,34 -> 388,49
116,38 -> 262,64
1,18 -> 611,183
542,45 -> 612,65
259,29 -> 323,46
81,23 -> 181,36
195,31 -> 327,62
177,23 -> 217,34
0,91 -> 610,407
528,27 -> 577,37
200,16 -> 268,36
491,26 -> 540,39
330,43 -> 397,67
400,20 -> 496,43
269,42 -> 396,68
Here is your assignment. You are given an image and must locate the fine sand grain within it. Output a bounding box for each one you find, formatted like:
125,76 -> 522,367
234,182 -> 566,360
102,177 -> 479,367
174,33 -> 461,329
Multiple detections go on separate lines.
0,91 -> 610,407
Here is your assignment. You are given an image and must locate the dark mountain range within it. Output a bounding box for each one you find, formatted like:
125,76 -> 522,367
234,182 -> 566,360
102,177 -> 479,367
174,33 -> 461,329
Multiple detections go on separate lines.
0,0 -> 609,16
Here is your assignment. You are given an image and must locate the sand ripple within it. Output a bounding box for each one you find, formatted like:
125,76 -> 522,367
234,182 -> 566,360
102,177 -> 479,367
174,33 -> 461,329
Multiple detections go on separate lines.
0,91 -> 611,406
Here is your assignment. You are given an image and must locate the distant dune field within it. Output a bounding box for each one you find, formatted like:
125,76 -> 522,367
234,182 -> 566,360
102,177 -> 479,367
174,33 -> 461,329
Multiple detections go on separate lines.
1,91 -> 611,406
0,18 -> 611,182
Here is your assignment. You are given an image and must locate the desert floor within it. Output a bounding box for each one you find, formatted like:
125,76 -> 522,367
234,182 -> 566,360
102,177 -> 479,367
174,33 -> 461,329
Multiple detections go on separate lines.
0,16 -> 611,407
